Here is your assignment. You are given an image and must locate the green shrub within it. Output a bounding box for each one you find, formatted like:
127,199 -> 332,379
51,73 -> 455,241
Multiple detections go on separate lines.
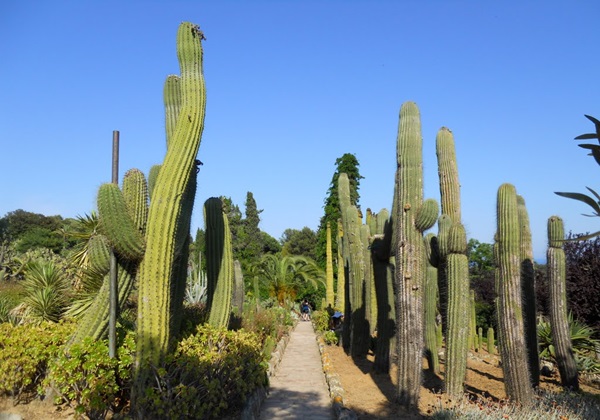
46,330 -> 135,419
323,330 -> 338,345
138,324 -> 267,419
242,305 -> 293,344
0,321 -> 74,401
312,310 -> 330,332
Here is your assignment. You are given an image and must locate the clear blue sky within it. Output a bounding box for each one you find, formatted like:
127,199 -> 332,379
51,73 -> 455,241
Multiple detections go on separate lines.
1,1 -> 599,261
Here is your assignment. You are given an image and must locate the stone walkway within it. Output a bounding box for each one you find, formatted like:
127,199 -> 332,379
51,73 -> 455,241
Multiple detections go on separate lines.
259,320 -> 333,419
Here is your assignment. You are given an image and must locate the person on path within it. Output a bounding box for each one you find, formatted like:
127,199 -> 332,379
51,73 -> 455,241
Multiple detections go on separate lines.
301,299 -> 311,321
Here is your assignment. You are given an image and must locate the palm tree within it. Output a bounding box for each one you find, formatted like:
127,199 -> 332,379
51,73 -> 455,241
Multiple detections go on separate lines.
252,254 -> 325,306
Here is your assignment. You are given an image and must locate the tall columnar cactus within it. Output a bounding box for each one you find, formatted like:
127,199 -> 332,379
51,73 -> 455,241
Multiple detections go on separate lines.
339,172 -> 370,357
325,221 -> 335,308
361,223 -> 375,334
204,197 -> 234,328
469,289 -> 476,350
445,223 -> 470,398
394,101 -> 438,409
134,22 -> 206,394
495,183 -> 534,405
336,217 -> 346,312
547,216 -> 579,390
487,327 -> 495,354
423,233 -> 440,374
371,209 -> 396,373
517,195 -> 539,388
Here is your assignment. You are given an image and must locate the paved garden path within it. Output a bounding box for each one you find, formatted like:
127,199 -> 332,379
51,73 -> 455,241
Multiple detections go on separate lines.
259,320 -> 333,419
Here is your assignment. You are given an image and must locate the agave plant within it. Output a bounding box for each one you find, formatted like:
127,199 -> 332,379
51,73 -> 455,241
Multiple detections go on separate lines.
185,255 -> 207,305
538,314 -> 600,373
19,260 -> 71,323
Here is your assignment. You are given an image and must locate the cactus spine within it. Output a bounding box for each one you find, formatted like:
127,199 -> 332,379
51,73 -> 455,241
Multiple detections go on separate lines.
547,216 -> 579,390
325,221 -> 335,308
394,102 -> 438,408
517,195 -> 539,388
134,22 -> 206,395
205,197 -> 234,328
495,183 -> 534,404
445,223 -> 470,398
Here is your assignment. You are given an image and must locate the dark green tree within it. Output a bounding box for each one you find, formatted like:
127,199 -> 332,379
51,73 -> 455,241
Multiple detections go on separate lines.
467,239 -> 496,330
315,153 -> 363,269
241,192 -> 263,266
280,227 -> 318,260
0,209 -> 63,243
261,232 -> 281,254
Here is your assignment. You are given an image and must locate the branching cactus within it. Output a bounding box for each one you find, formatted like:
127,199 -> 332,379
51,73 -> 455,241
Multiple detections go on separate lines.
445,223 -> 470,398
69,169 -> 149,347
436,127 -> 463,340
134,22 -> 206,401
394,101 -> 438,409
547,216 -> 579,390
495,183 -> 534,405
517,195 -> 539,388
204,197 -> 234,329
423,233 -> 440,374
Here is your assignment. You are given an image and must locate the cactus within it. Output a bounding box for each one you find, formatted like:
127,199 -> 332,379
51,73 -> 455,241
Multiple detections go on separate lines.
230,260 -> 244,329
469,289 -> 476,350
394,101 -> 438,409
134,22 -> 206,400
361,223 -> 374,334
204,197 -> 234,328
423,233 -> 440,374
325,221 -> 335,308
478,327 -> 483,352
487,327 -> 495,354
494,183 -> 534,404
336,217 -> 346,312
445,223 -> 470,398
69,169 -> 149,347
339,173 -> 370,357
517,195 -> 539,388
371,209 -> 395,373
547,216 -> 579,390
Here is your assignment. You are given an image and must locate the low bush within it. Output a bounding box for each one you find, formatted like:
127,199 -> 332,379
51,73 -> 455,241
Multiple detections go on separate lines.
0,321 -> 74,402
322,330 -> 338,345
138,324 -> 267,419
45,330 -> 135,419
312,310 -> 330,333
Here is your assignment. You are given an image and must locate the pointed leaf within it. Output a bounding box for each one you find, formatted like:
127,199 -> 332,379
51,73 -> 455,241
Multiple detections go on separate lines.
586,186 -> 600,202
575,133 -> 600,140
584,114 -> 600,126
555,191 -> 600,214
576,144 -> 600,150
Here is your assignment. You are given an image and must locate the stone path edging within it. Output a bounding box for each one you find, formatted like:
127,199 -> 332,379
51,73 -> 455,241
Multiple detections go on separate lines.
316,335 -> 358,420
240,320 -> 296,420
